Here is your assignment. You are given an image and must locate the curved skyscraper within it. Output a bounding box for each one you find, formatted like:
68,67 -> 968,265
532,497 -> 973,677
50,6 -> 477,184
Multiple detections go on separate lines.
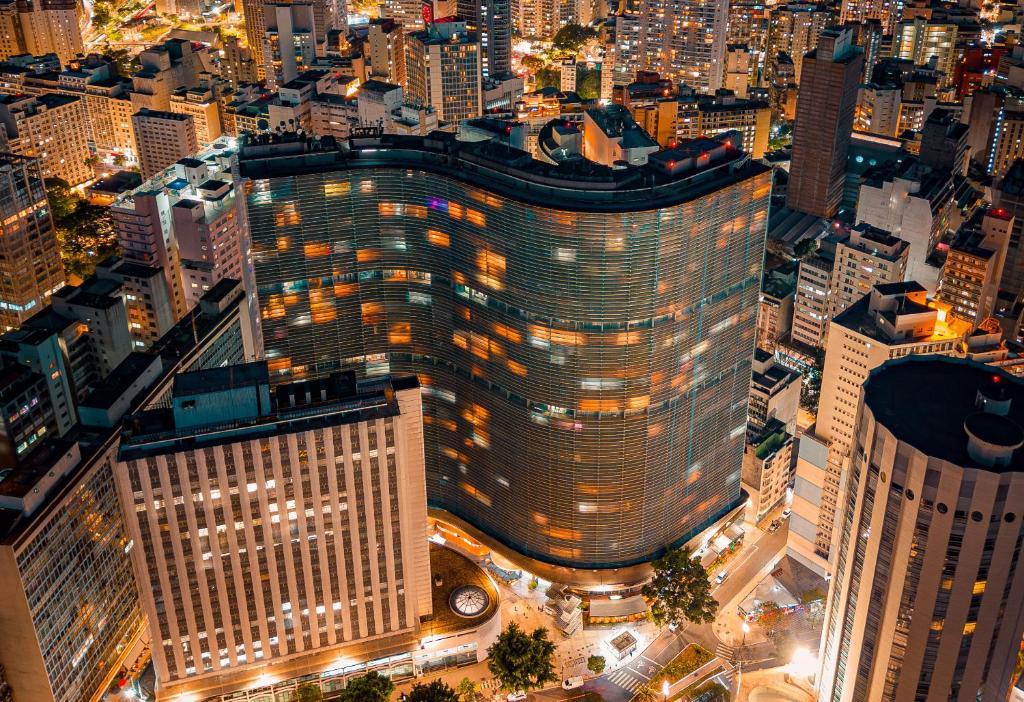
238,132 -> 771,575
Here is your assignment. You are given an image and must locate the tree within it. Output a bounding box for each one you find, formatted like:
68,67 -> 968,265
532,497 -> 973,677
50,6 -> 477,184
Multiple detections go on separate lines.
641,546 -> 718,628
455,677 -> 478,701
793,237 -> 817,259
551,23 -> 596,52
756,600 -> 787,637
408,680 -> 460,702
587,654 -> 606,675
521,55 -> 545,73
486,622 -> 558,692
290,683 -> 324,702
576,69 -> 600,100
338,671 -> 394,702
45,178 -> 119,281
535,67 -> 560,90
799,348 -> 825,415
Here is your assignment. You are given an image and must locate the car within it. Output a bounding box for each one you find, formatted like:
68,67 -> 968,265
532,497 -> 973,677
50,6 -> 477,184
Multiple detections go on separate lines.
668,621 -> 679,632
563,676 -> 584,690
715,570 -> 729,584
507,692 -> 528,701
782,508 -> 792,518
767,520 -> 780,533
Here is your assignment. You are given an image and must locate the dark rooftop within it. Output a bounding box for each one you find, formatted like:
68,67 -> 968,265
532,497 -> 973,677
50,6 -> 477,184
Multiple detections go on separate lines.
864,356 -> 1024,473
174,362 -> 268,397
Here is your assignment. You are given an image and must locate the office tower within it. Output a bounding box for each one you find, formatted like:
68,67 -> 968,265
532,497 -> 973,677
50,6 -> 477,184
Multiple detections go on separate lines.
791,250 -> 835,349
827,223 -> 909,321
367,18 -> 407,87
628,0 -> 729,93
0,93 -> 91,185
839,0 -> 899,34
675,91 -> 772,159
129,39 -> 216,112
787,27 -> 863,218
115,363 -> 431,700
0,2 -> 23,61
169,86 -> 223,146
939,210 -> 1012,329
748,348 -> 800,434
406,21 -> 482,123
789,282 -> 969,573
263,1 -> 318,89
855,82 -> 900,136
0,282 -> 256,702
855,159 -> 959,291
221,36 -> 260,87
817,357 -> 1024,701
458,0 -> 510,78
242,0 -> 267,75
111,142 -> 251,347
15,0 -> 81,64
582,104 -> 659,166
132,109 -> 199,179
724,45 -> 752,98
987,101 -> 1024,178
765,2 -> 834,87
892,18 -> 959,89
238,130 -> 771,576
743,418 -> 794,523
0,154 -> 63,331
994,161 -> 1024,296
920,108 -> 969,176
757,266 -> 795,352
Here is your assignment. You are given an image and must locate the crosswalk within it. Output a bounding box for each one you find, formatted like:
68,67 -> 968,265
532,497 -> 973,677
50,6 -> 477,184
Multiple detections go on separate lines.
715,643 -> 736,661
605,667 -> 649,693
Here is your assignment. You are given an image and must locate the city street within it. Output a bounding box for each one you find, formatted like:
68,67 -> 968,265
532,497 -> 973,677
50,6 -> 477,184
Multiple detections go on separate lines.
517,524 -> 791,702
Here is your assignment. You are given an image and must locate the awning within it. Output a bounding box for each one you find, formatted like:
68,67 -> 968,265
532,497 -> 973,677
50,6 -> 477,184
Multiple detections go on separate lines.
589,595 -> 648,618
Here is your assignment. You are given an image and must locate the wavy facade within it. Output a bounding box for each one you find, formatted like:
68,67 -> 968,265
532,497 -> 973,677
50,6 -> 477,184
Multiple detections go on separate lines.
239,134 -> 772,570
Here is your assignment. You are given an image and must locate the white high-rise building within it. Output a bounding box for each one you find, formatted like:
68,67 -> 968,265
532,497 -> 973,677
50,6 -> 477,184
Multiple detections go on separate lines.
115,363 -> 432,701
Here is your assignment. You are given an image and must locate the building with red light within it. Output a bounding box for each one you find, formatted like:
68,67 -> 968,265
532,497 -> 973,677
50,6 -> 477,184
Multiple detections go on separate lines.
954,44 -> 1007,99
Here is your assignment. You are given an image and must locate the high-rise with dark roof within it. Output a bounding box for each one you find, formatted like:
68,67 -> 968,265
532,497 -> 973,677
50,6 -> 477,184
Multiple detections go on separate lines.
237,131 -> 771,580
787,26 -> 863,218
818,356 -> 1024,701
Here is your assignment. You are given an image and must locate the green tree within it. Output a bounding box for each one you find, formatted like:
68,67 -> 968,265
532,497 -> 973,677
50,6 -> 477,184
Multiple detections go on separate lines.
455,677 -> 478,701
408,680 -> 460,702
486,622 -> 558,692
521,55 -> 545,73
551,23 -> 596,52
641,546 -> 718,627
586,654 -> 606,675
290,683 -> 324,702
793,237 -> 817,259
338,671 -> 394,702
756,600 -> 787,638
576,69 -> 600,100
535,67 -> 560,90
799,348 -> 825,415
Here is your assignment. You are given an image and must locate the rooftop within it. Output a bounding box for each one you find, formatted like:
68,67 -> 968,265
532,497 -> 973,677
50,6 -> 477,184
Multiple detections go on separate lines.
864,356 -> 1024,473
237,131 -> 767,213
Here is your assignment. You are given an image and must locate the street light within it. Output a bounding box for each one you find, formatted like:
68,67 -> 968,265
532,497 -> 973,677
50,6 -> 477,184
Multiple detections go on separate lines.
741,621 -> 750,647
662,680 -> 669,700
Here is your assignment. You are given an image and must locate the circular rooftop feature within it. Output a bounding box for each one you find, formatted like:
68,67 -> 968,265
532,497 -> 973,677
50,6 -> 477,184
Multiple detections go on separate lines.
449,585 -> 490,618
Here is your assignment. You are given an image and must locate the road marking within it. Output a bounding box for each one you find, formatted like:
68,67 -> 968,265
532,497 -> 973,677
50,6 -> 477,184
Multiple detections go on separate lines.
606,668 -> 646,692
639,655 -> 659,667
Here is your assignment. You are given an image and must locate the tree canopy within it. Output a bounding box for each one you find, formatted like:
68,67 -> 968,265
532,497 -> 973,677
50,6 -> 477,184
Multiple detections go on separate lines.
587,654 -> 606,675
641,546 -> 718,627
576,69 -> 600,100
407,680 -> 460,702
486,622 -> 558,692
45,178 -> 118,283
551,23 -> 597,52
337,671 -> 394,702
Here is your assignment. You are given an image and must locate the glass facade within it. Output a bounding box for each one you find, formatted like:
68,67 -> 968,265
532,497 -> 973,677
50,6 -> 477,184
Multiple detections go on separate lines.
242,143 -> 771,569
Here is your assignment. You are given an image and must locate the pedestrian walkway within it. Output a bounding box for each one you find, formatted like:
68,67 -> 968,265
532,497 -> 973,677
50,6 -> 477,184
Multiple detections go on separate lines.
715,643 -> 736,661
605,667 -> 649,693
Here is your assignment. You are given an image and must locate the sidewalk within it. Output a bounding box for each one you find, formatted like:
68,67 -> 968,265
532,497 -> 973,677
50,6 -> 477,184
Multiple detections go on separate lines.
735,667 -> 814,702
